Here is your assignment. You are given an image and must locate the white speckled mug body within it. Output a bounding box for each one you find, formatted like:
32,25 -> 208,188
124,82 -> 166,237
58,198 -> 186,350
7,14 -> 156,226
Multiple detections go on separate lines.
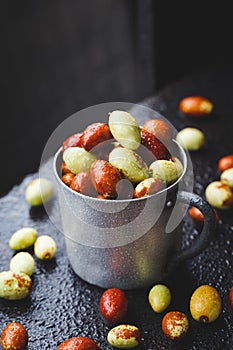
53,142 -> 188,290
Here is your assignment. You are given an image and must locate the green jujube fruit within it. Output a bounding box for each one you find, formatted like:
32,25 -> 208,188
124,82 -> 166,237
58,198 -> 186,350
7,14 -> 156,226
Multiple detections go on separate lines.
10,252 -> 35,277
107,324 -> 141,349
25,178 -> 53,206
109,148 -> 149,183
9,227 -> 38,250
149,158 -> 183,184
109,110 -> 141,150
63,147 -> 96,174
148,284 -> 171,313
0,271 -> 32,300
176,127 -> 205,151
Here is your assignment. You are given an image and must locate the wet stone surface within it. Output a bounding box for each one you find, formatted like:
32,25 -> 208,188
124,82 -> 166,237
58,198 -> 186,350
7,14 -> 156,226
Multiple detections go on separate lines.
1,69 -> 233,349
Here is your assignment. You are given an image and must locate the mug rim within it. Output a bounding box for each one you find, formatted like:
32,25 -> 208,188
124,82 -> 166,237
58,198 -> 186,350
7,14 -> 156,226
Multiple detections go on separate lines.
53,139 -> 187,203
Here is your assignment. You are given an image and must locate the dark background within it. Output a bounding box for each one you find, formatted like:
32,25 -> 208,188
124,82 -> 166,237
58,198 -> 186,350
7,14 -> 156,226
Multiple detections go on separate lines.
1,0 -> 233,196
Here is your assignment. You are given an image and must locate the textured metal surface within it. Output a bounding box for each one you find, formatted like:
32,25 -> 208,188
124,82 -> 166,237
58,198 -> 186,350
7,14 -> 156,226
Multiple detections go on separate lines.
52,146 -> 215,290
1,69 -> 233,349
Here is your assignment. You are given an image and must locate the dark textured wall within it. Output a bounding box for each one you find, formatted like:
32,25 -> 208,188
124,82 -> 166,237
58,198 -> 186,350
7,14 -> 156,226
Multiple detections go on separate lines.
0,1 -> 138,196
1,0 -> 233,196
154,1 -> 233,89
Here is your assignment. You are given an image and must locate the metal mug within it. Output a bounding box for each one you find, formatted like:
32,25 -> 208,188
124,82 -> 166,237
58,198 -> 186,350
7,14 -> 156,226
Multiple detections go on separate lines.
53,140 -> 216,290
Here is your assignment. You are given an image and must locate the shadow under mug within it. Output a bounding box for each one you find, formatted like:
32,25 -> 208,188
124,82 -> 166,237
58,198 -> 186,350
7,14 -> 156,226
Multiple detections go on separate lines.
53,141 -> 216,290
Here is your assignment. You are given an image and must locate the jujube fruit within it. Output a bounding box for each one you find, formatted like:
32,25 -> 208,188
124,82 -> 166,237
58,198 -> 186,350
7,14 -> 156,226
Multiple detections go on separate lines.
190,285 -> 222,323
100,288 -> 128,323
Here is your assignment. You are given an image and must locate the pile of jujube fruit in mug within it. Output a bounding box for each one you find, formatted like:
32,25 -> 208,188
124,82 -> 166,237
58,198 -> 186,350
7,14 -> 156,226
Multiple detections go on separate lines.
61,110 -> 183,199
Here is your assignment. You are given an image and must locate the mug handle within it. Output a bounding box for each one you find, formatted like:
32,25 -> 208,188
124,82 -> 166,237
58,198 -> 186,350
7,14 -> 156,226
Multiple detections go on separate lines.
166,190 -> 217,274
